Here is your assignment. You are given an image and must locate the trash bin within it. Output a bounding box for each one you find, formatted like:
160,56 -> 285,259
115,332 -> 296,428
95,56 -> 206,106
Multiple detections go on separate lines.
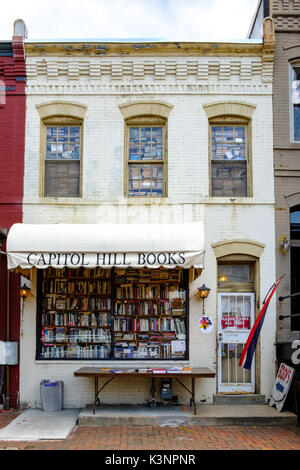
40,380 -> 63,411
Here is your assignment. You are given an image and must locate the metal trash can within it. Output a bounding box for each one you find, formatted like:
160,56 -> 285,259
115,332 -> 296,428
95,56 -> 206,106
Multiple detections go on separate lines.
40,380 -> 63,412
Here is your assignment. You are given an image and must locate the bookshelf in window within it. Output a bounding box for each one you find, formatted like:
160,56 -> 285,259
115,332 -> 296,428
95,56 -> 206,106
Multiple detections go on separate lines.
112,268 -> 188,360
37,266 -> 188,360
38,267 -> 112,360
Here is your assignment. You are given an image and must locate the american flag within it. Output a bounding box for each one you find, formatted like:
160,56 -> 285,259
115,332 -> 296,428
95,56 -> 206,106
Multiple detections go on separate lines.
239,276 -> 284,370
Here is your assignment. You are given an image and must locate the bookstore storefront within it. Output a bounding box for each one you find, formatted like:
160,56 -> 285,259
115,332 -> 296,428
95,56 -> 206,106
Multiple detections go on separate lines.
7,223 -> 204,367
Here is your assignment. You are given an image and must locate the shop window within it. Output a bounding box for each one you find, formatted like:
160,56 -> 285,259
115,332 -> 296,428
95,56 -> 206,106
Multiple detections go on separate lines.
126,119 -> 167,197
290,63 -> 300,142
210,121 -> 250,197
44,123 -> 82,197
37,267 -> 188,361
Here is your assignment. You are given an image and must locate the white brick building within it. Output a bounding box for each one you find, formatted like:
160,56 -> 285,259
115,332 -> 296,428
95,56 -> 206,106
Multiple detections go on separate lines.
8,26 -> 277,409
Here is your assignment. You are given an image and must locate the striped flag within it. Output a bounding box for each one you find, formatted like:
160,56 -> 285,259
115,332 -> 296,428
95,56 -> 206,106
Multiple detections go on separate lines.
239,276 -> 284,370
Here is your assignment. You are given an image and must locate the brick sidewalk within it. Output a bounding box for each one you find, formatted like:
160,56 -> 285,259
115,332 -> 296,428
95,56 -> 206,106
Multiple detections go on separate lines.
0,410 -> 299,450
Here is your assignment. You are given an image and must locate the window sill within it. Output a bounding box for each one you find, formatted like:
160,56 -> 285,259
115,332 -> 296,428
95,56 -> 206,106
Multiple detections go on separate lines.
120,197 -> 170,205
204,197 -> 255,204
36,196 -> 82,204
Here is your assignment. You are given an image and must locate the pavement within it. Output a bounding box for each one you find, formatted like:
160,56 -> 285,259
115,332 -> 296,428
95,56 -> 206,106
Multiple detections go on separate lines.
0,409 -> 80,441
0,405 -> 299,451
77,403 -> 298,426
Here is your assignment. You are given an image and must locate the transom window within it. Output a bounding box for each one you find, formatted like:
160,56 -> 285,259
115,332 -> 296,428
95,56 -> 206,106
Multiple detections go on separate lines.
126,123 -> 166,197
218,261 -> 254,292
210,123 -> 249,197
44,124 -> 81,197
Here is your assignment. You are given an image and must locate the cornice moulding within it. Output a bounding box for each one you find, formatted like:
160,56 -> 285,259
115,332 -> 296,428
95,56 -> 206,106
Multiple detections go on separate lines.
24,41 -> 267,58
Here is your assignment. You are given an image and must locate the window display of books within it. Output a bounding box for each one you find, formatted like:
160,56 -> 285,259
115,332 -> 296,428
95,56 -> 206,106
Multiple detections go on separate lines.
112,267 -> 187,360
39,267 -> 112,360
38,267 -> 187,361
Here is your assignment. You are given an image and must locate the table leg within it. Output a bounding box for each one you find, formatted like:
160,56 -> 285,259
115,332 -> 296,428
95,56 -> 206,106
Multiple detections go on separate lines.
93,377 -> 115,415
174,377 -> 197,415
93,377 -> 99,415
150,377 -> 156,407
192,377 -> 196,415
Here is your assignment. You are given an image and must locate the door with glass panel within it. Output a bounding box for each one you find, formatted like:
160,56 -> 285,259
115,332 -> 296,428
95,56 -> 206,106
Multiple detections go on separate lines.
217,293 -> 255,393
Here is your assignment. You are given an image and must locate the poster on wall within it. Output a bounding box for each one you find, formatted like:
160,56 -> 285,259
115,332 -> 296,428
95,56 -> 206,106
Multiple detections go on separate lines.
269,363 -> 295,412
199,316 -> 213,333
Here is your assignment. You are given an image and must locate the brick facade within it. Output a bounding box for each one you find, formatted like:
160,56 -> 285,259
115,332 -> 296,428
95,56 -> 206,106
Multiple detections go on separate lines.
0,36 -> 26,408
19,37 -> 276,409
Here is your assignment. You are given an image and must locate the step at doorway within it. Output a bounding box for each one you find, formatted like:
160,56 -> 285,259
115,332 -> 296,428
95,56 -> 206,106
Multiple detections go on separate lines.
213,394 -> 266,405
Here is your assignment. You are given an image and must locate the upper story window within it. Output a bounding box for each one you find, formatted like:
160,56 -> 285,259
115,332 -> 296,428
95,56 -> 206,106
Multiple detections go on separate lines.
36,101 -> 87,198
126,119 -> 166,197
203,101 -> 255,199
210,119 -> 249,197
290,64 -> 300,142
45,123 -> 81,197
119,101 -> 173,198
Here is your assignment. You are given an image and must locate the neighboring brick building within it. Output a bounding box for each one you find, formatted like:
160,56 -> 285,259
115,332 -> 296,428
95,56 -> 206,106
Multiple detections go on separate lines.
6,24 -> 276,409
249,0 -> 300,394
0,21 -> 27,409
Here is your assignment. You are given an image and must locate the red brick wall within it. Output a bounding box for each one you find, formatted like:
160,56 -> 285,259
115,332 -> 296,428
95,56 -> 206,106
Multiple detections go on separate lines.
0,37 -> 26,408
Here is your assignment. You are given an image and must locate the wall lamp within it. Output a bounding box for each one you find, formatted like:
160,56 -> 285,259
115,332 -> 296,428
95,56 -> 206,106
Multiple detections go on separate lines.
20,283 -> 31,317
20,283 -> 31,300
197,284 -> 210,314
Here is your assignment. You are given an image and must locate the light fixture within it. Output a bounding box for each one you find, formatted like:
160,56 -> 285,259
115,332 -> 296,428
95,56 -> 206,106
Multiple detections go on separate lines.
20,284 -> 31,299
197,284 -> 210,314
279,235 -> 290,254
20,283 -> 31,323
218,275 -> 227,282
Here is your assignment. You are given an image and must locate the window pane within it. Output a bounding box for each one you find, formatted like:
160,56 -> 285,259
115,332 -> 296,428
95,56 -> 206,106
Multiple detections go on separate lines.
224,127 -> 234,142
69,127 -> 80,143
46,127 -> 57,143
140,143 -> 151,160
129,126 -> 163,161
218,264 -> 252,283
212,126 -> 223,143
129,146 -> 140,161
129,127 -> 139,142
128,164 -> 163,196
45,161 -> 80,197
152,127 -> 163,143
46,144 -> 56,160
211,125 -> 246,161
211,161 -> 247,197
